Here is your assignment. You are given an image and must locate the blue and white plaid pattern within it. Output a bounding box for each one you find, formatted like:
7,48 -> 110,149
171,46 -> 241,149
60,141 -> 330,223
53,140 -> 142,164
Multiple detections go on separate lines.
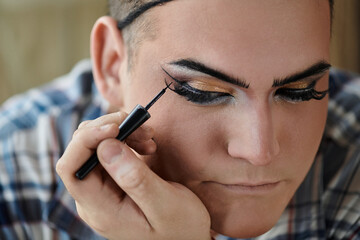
0,60 -> 359,239
0,60 -> 106,240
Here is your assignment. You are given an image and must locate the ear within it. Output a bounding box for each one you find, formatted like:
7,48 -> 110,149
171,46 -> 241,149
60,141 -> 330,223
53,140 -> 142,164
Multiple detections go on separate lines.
91,16 -> 127,107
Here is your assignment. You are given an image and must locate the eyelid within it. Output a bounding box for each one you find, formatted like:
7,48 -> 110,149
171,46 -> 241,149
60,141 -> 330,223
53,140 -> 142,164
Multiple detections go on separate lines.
162,67 -> 235,95
274,77 -> 328,103
186,80 -> 234,94
279,74 -> 325,89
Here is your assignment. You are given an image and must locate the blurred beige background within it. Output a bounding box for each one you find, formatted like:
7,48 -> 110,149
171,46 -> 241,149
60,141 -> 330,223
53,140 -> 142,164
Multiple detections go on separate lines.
0,0 -> 108,103
0,0 -> 359,104
331,0 -> 360,74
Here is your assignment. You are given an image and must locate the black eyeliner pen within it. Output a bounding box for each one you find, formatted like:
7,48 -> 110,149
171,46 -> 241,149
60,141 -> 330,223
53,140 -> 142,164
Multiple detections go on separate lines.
75,83 -> 172,180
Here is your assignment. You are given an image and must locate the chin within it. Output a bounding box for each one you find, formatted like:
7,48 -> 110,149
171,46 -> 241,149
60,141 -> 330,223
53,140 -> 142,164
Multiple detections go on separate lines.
214,222 -> 275,239
208,199 -> 286,239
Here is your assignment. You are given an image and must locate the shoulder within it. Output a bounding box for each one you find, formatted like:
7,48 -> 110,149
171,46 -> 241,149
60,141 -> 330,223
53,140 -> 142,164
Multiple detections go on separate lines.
0,59 -> 105,168
327,68 -> 360,146
324,68 -> 360,190
0,59 -> 102,140
0,60 -> 106,238
322,68 -> 360,239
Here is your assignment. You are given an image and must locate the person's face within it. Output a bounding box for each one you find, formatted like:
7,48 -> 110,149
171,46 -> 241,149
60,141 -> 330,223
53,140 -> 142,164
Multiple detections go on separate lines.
116,0 -> 330,238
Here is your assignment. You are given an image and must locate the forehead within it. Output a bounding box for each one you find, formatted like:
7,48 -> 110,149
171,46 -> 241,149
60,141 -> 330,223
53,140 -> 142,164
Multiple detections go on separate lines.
153,0 -> 331,42
141,0 -> 330,82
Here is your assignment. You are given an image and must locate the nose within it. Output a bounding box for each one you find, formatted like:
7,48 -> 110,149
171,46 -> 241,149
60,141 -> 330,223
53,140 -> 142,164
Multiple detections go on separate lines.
227,105 -> 280,166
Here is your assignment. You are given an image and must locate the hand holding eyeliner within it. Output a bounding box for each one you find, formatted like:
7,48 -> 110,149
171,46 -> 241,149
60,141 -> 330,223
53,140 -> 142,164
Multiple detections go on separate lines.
75,83 -> 172,180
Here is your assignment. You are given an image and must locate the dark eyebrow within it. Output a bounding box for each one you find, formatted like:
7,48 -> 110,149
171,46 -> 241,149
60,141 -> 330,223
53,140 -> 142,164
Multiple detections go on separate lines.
169,59 -> 250,89
272,61 -> 332,87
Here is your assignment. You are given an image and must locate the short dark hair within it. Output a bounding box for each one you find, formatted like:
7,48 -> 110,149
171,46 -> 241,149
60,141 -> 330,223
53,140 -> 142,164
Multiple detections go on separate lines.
108,0 -> 335,67
108,0 -> 173,68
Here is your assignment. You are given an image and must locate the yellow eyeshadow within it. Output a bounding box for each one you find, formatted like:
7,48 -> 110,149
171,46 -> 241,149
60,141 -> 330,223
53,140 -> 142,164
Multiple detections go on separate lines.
285,80 -> 313,89
187,80 -> 233,94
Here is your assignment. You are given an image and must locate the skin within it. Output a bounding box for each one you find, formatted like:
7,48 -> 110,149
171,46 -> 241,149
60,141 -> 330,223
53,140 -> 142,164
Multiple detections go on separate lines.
57,0 -> 331,239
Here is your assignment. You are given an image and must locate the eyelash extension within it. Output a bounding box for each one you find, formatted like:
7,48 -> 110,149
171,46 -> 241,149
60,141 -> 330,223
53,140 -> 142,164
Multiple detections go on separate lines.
162,68 -> 232,105
275,80 -> 328,102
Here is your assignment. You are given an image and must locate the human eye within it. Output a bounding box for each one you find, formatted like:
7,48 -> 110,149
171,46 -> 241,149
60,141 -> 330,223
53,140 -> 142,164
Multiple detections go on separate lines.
172,80 -> 233,105
162,69 -> 233,105
274,80 -> 328,103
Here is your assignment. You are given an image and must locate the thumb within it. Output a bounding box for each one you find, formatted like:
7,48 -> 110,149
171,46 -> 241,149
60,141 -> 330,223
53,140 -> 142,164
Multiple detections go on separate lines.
97,138 -> 172,222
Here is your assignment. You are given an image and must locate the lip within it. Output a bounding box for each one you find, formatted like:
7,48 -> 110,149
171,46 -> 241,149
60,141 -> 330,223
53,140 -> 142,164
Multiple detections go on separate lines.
206,181 -> 281,195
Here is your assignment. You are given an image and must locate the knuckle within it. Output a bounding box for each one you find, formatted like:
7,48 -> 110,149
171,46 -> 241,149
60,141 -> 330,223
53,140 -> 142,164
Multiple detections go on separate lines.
78,120 -> 91,129
55,160 -> 78,198
72,126 -> 92,140
72,128 -> 81,138
55,159 -> 65,177
118,111 -> 128,121
75,203 -> 87,220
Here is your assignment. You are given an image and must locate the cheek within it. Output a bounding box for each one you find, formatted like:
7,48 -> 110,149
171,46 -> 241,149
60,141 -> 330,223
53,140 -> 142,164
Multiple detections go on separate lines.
148,102 -> 225,183
277,97 -> 328,180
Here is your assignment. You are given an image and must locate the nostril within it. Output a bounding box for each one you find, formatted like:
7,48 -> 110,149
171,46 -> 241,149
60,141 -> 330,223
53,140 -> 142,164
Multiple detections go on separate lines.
227,137 -> 279,166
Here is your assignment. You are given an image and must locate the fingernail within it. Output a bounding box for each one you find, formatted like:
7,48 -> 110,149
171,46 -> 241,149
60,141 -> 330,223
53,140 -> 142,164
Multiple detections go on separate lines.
100,141 -> 123,164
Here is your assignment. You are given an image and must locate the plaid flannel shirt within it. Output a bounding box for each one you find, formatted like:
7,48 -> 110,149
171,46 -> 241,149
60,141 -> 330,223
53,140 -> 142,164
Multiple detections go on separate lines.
0,60 -> 359,240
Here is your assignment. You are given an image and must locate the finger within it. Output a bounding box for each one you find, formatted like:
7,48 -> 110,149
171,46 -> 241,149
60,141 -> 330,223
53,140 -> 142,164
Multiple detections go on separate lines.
57,114 -> 125,197
56,123 -> 120,199
126,124 -> 154,142
59,111 -> 129,176
57,111 -> 152,203
78,120 -> 91,129
72,112 -> 126,139
97,139 -> 172,223
59,123 -> 119,171
78,112 -> 154,143
83,111 -> 127,128
126,139 -> 157,155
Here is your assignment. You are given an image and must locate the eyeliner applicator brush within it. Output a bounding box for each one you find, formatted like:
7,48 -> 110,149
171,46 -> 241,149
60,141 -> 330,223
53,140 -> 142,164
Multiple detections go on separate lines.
145,84 -> 170,110
75,82 -> 172,180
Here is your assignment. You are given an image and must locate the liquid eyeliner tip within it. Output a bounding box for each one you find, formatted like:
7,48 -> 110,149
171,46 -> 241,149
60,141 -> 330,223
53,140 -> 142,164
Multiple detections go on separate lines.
145,82 -> 172,111
165,80 -> 174,91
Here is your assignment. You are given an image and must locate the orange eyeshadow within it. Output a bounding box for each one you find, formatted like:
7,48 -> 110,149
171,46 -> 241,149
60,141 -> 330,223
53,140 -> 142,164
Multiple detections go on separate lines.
187,78 -> 234,94
284,80 -> 313,89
